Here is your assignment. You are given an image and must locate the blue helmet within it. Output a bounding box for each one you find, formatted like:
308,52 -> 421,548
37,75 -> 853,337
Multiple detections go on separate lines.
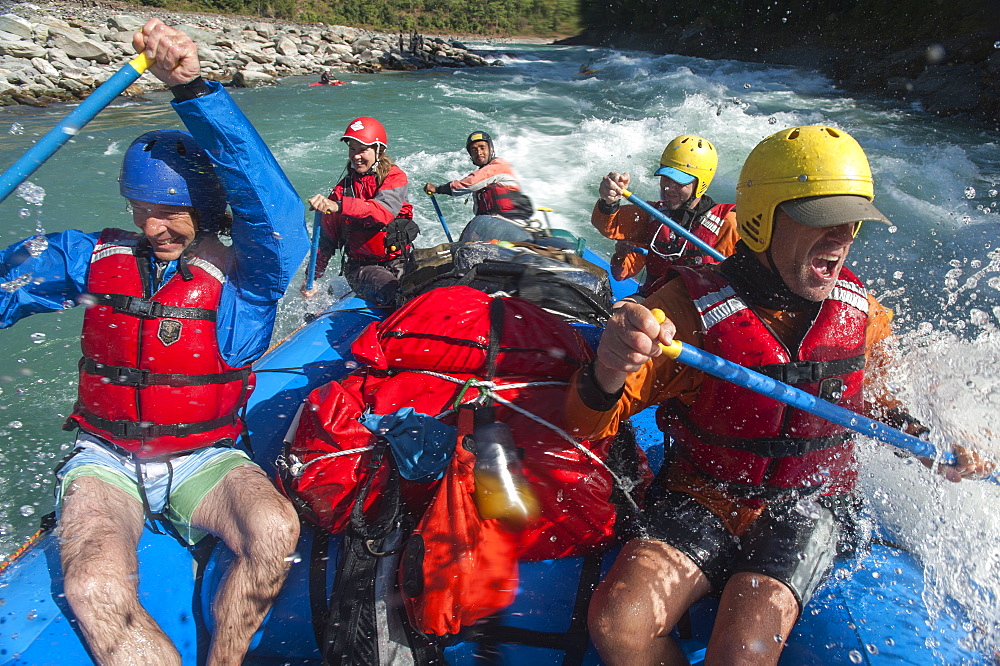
119,130 -> 228,230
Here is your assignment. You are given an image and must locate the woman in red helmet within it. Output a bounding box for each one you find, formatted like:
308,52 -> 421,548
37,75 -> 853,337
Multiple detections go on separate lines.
305,116 -> 418,304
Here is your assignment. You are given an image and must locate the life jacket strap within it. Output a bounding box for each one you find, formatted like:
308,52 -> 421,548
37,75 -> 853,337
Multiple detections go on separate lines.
750,355 -> 865,385
669,401 -> 852,458
74,410 -> 238,442
80,358 -> 250,388
92,293 -> 217,321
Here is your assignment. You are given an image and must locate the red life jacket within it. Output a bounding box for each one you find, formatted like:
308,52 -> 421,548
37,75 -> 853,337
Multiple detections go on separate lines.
284,286 -> 645,559
662,266 -> 868,498
67,228 -> 254,458
642,202 -> 734,293
473,184 -> 534,221
325,166 -> 416,261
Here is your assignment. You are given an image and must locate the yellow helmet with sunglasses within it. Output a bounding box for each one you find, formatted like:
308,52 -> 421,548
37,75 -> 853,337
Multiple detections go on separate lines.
656,135 -> 718,199
736,125 -> 890,252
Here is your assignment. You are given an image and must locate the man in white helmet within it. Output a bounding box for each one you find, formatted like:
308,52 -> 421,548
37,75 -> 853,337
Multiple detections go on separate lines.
567,126 -> 992,665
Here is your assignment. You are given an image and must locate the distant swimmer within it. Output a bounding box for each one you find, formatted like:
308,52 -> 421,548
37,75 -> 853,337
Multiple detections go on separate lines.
578,61 -> 598,77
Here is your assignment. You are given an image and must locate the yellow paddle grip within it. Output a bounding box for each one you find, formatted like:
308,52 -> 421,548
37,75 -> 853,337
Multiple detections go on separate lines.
649,308 -> 683,359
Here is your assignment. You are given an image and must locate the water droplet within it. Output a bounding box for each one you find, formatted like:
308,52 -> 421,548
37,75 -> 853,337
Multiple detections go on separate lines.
994,41 -> 1000,49
26,233 -> 48,258
768,116 -> 777,124
887,225 -> 897,233
19,505 -> 34,517
8,122 -> 24,135
15,182 -> 44,206
1,274 -> 33,293
773,633 -> 783,642
965,186 -> 976,199
743,83 -> 751,89
848,650 -> 863,664
0,523 -> 11,535
18,208 -> 30,219
885,637 -> 895,646
26,610 -> 37,621
750,576 -> 759,588
284,551 -> 303,564
8,421 -> 22,429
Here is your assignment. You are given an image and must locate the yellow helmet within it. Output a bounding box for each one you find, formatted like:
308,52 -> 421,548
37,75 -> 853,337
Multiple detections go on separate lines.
655,135 -> 717,199
736,125 -> 882,252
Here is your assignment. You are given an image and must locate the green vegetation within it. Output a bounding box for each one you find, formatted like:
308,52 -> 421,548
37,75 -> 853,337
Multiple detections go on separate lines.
126,0 -> 582,36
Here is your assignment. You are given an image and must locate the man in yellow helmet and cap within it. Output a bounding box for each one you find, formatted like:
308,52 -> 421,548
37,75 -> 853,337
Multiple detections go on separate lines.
592,134 -> 738,291
567,126 -> 992,665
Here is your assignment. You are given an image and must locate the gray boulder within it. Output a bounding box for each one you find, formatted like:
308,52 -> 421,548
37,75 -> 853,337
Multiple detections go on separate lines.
108,15 -> 145,32
176,24 -> 217,46
48,33 -> 111,63
30,56 -> 58,78
232,69 -> 275,87
0,39 -> 46,59
0,14 -> 33,39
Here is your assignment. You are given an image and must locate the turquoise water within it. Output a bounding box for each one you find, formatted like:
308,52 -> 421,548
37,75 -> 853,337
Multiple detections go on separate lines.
1,42 -> 999,654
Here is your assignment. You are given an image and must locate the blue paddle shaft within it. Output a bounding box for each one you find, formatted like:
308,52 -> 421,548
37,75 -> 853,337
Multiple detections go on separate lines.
622,191 -> 725,262
429,193 -> 453,242
0,55 -> 150,203
669,340 -> 999,484
305,210 -> 322,291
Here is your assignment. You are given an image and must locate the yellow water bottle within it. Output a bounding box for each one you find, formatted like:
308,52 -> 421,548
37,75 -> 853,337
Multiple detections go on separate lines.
465,405 -> 540,530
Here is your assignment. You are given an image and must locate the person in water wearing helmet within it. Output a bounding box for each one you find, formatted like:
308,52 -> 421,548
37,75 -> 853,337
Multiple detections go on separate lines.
424,130 -> 536,242
594,134 -> 738,290
0,19 -> 307,665
306,117 -> 418,304
568,126 -> 993,665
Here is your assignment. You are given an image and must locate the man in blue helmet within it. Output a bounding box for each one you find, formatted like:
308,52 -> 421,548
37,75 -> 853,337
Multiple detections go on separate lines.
0,19 -> 307,665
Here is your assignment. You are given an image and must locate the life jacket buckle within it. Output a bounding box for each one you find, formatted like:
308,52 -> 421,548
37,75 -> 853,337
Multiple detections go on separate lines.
122,296 -> 163,318
113,366 -> 150,387
818,377 -> 845,404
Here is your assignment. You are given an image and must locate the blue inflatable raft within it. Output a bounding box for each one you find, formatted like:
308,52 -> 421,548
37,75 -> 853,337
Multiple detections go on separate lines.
0,250 -> 989,665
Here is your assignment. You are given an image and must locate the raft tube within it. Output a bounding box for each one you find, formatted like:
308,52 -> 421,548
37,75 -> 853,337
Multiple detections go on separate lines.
0,256 -> 990,665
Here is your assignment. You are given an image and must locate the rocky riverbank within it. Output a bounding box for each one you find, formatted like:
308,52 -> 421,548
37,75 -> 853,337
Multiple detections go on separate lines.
0,0 -> 499,107
561,27 -> 1000,129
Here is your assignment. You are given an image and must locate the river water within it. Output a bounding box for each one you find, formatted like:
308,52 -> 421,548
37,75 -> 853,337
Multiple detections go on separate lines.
0,42 -> 999,655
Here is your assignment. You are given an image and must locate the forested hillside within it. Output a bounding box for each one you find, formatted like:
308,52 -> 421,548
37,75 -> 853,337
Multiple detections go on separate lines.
128,0 -> 581,35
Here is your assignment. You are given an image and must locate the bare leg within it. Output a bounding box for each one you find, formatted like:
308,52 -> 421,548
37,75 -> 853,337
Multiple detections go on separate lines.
60,476 -> 181,666
705,572 -> 799,666
191,464 -> 299,666
588,538 -> 712,666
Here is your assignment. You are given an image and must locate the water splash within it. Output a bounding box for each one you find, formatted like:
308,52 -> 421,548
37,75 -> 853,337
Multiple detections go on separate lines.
14,183 -> 47,258
1,275 -> 33,293
14,183 -> 44,206
7,123 -> 23,136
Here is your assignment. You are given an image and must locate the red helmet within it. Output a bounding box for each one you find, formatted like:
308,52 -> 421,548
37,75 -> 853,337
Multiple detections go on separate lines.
341,117 -> 388,148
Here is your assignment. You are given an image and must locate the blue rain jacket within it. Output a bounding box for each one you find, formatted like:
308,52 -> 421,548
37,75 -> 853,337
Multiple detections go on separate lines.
0,82 -> 307,367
